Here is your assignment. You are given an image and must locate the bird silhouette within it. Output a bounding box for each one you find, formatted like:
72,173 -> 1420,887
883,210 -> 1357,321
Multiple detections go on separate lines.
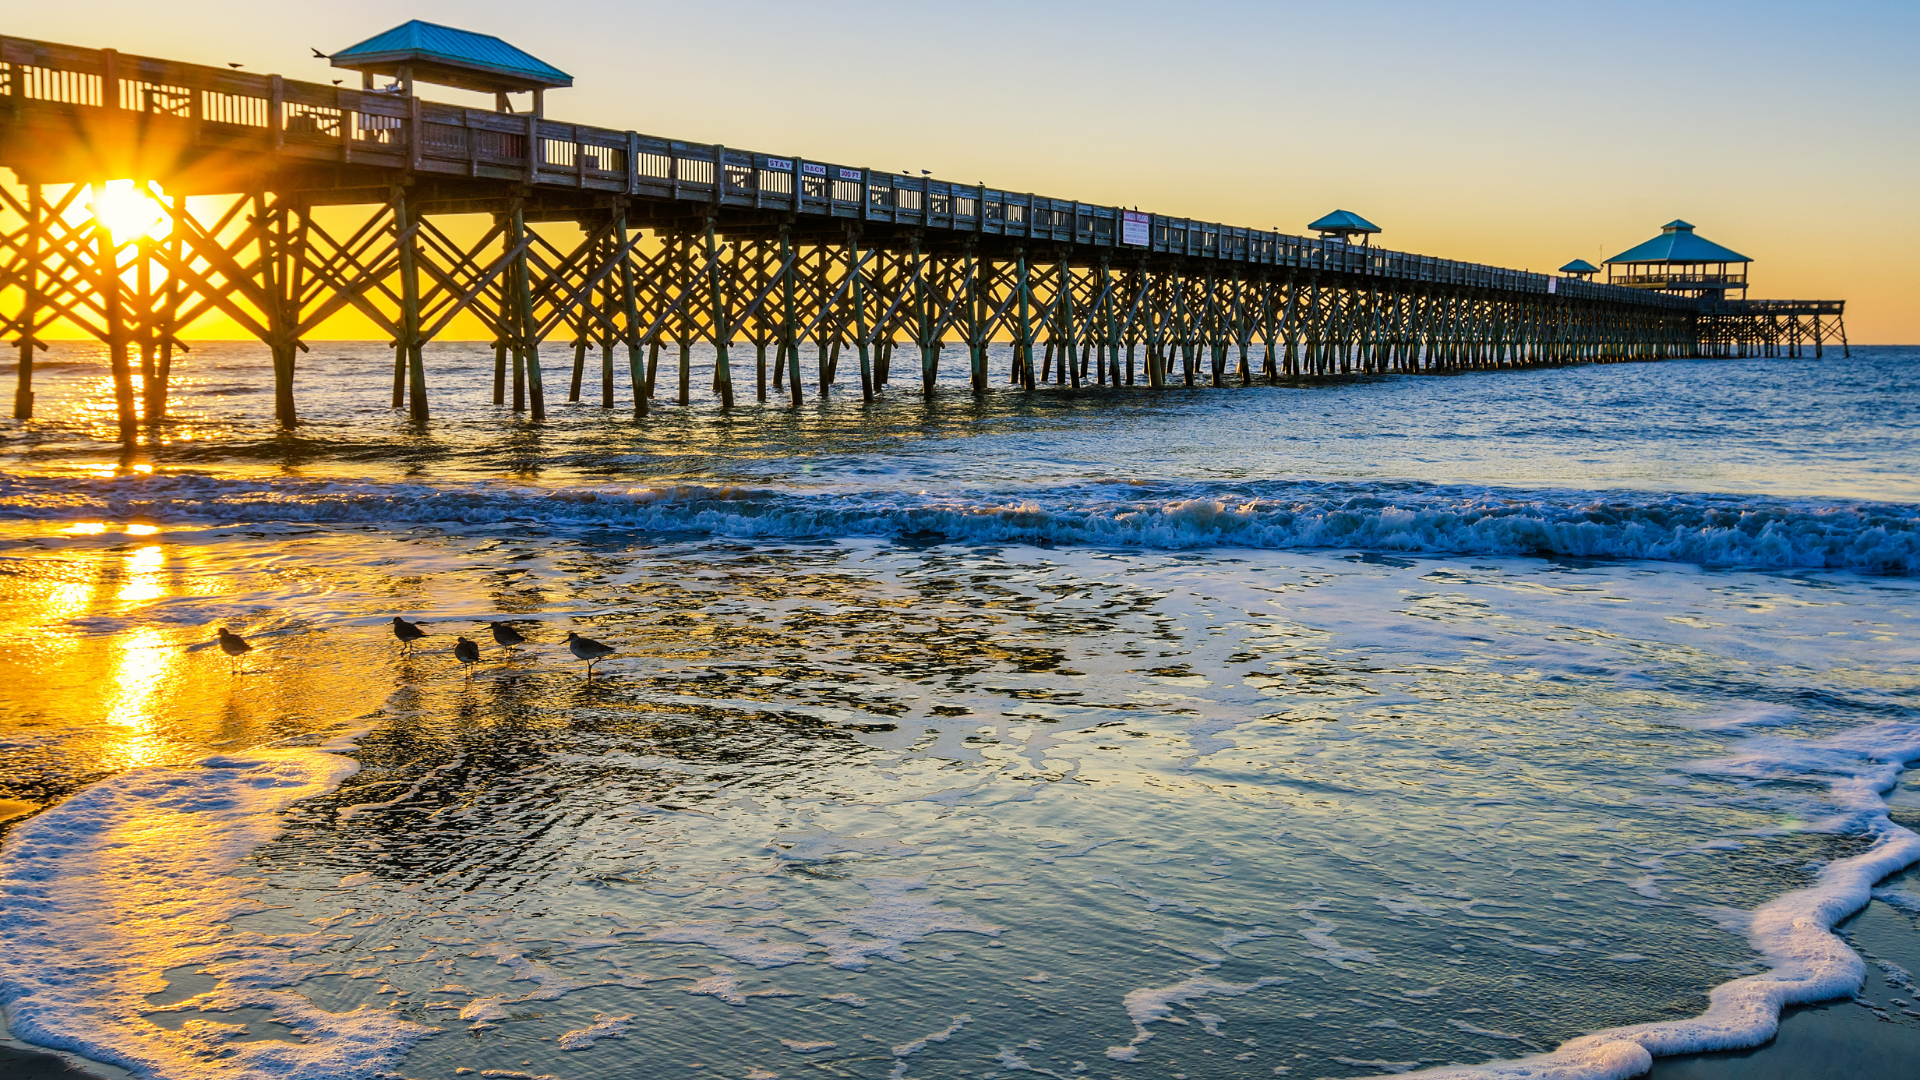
228,62 -> 244,69
453,636 -> 481,677
392,616 -> 428,652
215,627 -> 252,672
310,47 -> 328,59
489,620 -> 527,648
332,80 -> 343,85
565,631 -> 614,678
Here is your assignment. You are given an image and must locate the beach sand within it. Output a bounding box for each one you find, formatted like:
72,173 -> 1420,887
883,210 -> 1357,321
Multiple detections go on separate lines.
1650,881 -> 1920,1078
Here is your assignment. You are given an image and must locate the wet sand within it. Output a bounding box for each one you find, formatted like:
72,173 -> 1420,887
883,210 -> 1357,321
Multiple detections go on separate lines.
1650,874 -> 1920,1078
8,887 -> 1916,1080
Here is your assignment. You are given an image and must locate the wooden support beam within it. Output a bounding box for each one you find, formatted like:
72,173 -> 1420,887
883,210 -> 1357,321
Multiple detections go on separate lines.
12,184 -> 43,419
392,186 -> 428,422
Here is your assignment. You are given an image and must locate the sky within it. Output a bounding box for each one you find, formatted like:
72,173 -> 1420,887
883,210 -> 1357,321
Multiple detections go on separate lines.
6,0 -> 1917,341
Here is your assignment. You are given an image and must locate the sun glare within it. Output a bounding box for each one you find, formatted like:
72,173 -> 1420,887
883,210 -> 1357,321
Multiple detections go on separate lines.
88,180 -> 171,244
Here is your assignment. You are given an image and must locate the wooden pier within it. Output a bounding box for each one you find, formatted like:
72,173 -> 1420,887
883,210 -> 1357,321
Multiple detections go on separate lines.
0,31 -> 1848,444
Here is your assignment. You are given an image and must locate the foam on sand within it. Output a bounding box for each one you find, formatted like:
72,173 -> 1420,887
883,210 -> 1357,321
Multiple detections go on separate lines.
0,729 -> 438,1080
1383,721 -> 1920,1079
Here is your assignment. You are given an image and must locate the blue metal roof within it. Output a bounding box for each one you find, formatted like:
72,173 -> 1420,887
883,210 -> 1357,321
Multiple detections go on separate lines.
1309,209 -> 1380,234
1559,259 -> 1600,274
1606,221 -> 1749,265
332,21 -> 571,88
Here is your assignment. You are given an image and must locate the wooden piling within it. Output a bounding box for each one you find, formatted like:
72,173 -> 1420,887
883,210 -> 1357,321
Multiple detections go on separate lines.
12,183 -> 42,420
706,215 -> 733,408
94,215 -> 138,446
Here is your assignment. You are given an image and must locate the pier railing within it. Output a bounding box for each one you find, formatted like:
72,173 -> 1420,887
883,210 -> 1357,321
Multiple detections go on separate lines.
0,31 -> 1846,443
0,34 -> 1687,310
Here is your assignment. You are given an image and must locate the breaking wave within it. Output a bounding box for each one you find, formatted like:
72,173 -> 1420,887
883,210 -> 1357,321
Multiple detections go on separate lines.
4,473 -> 1917,575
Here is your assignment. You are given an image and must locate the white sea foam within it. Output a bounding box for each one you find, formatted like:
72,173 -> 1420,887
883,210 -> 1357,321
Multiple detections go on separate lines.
1384,721 -> 1920,1079
557,1013 -> 631,1051
807,877 -> 1004,971
1873,886 -> 1920,914
683,967 -> 800,1007
5,473 -> 1916,574
0,729 -> 438,1080
1102,976 -> 1287,1061
889,1013 -> 971,1079
640,923 -> 810,968
1298,908 -> 1380,971
470,942 -> 594,1000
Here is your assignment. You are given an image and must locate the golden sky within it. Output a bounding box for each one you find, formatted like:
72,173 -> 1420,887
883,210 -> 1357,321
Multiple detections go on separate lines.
6,0 -> 1916,342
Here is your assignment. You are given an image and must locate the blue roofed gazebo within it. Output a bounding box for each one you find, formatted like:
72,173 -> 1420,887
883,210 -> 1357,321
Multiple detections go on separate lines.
332,21 -> 571,115
1603,220 -> 1751,299
1308,210 -> 1380,246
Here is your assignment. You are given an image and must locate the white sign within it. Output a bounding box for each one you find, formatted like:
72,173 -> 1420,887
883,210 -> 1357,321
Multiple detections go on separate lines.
1547,278 -> 1559,295
802,162 -> 826,176
1122,210 -> 1150,247
838,167 -> 863,181
764,157 -> 793,171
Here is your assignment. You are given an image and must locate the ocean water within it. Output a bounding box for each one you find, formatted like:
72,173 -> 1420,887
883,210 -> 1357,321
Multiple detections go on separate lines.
0,342 -> 1917,1080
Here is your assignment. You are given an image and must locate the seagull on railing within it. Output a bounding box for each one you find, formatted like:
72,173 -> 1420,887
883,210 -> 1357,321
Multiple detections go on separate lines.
392,616 -> 428,653
215,627 -> 253,673
565,631 -> 615,678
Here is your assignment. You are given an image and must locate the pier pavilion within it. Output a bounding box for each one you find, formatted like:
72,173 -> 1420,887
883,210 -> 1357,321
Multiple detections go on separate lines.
1602,220 -> 1845,360
328,20 -> 571,117
1308,210 -> 1380,247
1605,220 -> 1749,300
0,24 -> 1849,444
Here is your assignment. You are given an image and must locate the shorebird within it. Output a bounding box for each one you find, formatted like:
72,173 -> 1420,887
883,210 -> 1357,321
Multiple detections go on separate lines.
453,636 -> 481,678
215,627 -> 252,673
565,631 -> 615,678
392,616 -> 428,652
489,621 -> 527,648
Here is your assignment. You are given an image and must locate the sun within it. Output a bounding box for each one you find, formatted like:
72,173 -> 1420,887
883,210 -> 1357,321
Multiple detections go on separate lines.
89,180 -> 171,244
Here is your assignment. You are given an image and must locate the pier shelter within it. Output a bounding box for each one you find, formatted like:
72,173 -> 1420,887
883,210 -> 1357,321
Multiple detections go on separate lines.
1604,220 -> 1749,300
330,20 -> 571,116
1559,259 -> 1599,281
1308,210 -> 1380,247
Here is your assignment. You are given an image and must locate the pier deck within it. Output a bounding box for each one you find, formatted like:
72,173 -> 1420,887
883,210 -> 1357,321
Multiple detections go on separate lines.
0,34 -> 1847,442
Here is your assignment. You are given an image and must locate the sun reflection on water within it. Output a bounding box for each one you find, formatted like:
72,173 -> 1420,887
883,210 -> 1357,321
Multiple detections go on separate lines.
118,545 -> 166,604
92,627 -> 179,777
